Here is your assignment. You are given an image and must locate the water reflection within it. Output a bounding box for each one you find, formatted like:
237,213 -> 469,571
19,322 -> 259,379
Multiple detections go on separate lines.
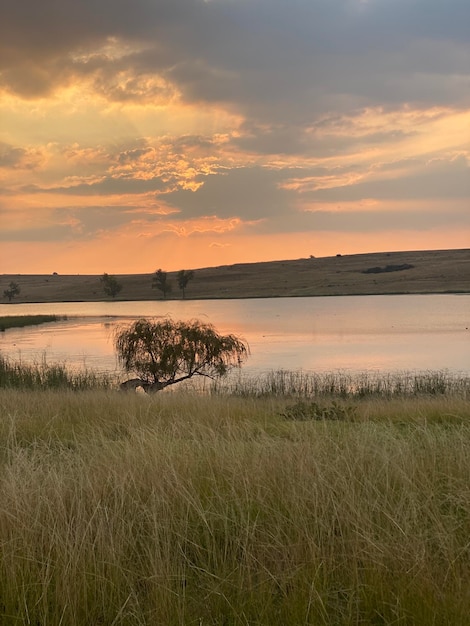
1,319 -> 119,373
0,295 -> 469,375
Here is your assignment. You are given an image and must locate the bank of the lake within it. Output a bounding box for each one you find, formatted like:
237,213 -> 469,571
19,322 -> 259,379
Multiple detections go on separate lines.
2,248 -> 469,303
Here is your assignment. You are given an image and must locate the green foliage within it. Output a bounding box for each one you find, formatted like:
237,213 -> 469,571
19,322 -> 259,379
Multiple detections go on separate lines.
152,268 -> 172,298
177,269 -> 194,298
114,317 -> 249,389
100,273 -> 122,298
3,281 -> 20,302
280,399 -> 356,421
0,315 -> 63,331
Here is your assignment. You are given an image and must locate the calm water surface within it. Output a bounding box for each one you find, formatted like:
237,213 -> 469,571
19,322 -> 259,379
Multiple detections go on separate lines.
0,295 -> 469,376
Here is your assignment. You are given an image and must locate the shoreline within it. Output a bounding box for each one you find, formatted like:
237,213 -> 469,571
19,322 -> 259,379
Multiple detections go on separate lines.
1,290 -> 469,307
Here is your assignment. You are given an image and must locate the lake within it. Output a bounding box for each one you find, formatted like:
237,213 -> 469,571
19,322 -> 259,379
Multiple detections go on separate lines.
0,295 -> 469,376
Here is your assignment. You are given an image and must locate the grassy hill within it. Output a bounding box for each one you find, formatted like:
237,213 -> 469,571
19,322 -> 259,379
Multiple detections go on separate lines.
1,248 -> 469,303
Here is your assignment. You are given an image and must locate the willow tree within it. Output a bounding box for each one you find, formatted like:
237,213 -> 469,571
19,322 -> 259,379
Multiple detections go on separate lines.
115,318 -> 249,391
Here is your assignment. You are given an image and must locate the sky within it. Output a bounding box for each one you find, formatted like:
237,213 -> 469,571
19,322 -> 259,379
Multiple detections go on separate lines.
1,0 -> 469,274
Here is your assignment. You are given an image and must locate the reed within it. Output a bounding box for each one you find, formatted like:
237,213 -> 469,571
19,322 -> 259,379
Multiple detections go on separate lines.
0,389 -> 469,624
0,314 -> 64,331
0,355 -> 113,390
2,354 -> 468,400
213,368 -> 470,399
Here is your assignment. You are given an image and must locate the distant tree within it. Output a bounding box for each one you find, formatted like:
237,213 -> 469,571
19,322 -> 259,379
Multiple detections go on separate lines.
152,269 -> 172,299
177,269 -> 194,299
115,317 -> 249,392
3,282 -> 20,302
100,273 -> 123,298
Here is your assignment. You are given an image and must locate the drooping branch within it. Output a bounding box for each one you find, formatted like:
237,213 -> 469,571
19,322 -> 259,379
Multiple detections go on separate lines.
114,317 -> 249,391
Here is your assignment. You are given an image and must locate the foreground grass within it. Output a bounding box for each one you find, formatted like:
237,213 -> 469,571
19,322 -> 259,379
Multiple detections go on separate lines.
1,389 -> 470,624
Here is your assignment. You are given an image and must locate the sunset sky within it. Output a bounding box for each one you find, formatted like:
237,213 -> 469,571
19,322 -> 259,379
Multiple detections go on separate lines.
1,0 -> 469,274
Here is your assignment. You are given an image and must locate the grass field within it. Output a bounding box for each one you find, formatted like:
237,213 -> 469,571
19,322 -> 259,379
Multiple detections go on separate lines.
1,248 -> 469,302
1,384 -> 470,625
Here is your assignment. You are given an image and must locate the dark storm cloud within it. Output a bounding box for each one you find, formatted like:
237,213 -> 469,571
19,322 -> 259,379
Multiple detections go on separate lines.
0,142 -> 42,169
162,166 -> 296,220
0,143 -> 26,168
233,121 -> 415,157
159,154 -> 469,220
0,0 -> 199,97
1,0 -> 469,119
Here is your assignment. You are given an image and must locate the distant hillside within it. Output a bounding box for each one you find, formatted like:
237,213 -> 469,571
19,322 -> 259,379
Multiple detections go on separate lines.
1,249 -> 469,304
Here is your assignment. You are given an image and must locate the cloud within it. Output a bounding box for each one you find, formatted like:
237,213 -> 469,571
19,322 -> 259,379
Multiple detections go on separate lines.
0,142 -> 44,170
2,0 -> 469,120
1,1 -> 469,273
162,166 -> 295,220
299,155 -> 470,202
0,143 -> 28,168
0,204 -> 136,242
21,176 -> 170,197
298,206 -> 469,234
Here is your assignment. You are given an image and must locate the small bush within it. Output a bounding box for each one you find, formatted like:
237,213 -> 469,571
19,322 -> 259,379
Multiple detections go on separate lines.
362,263 -> 414,274
280,400 -> 356,421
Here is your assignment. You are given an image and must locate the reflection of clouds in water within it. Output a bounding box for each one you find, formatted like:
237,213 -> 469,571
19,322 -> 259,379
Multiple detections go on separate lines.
247,330 -> 469,374
0,296 -> 469,375
0,320 -> 122,373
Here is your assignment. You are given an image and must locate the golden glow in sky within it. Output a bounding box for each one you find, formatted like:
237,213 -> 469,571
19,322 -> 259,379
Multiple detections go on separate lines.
1,1 -> 469,274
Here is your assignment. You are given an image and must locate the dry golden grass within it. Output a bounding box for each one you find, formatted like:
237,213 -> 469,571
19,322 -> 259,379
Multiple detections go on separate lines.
2,248 -> 469,302
1,389 -> 470,624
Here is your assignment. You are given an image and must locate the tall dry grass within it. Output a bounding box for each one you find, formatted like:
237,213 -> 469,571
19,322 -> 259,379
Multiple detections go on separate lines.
0,389 -> 469,624
0,354 -> 114,391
